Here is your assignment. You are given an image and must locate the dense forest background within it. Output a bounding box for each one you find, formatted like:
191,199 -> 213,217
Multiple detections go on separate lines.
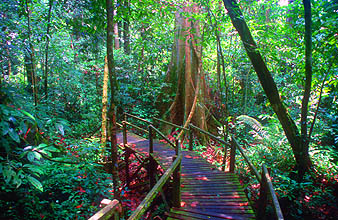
1,0 -> 337,219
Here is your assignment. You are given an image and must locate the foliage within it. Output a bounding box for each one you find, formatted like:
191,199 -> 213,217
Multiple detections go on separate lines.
233,114 -> 338,219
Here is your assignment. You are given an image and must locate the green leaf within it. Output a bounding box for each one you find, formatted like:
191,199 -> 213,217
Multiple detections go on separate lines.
8,128 -> 20,143
27,176 -> 43,192
0,121 -> 10,135
24,164 -> 44,176
45,146 -> 60,152
27,152 -> 35,162
37,143 -> 48,149
21,110 -> 35,121
57,124 -> 64,136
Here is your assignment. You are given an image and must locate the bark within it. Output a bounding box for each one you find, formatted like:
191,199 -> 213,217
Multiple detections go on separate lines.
301,0 -> 312,146
5,48 -> 11,81
222,0 -> 311,180
44,0 -> 53,98
106,0 -> 119,199
308,53 -> 336,140
168,4 -> 207,134
101,56 -> 109,152
137,25 -> 145,73
26,0 -> 38,106
123,0 -> 130,54
114,23 -> 120,49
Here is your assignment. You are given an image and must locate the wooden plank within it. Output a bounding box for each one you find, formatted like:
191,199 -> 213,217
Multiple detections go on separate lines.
190,124 -> 231,147
125,112 -> 152,125
88,200 -> 121,220
167,211 -> 231,220
127,154 -> 182,220
152,117 -> 189,131
171,208 -> 255,220
262,164 -> 284,220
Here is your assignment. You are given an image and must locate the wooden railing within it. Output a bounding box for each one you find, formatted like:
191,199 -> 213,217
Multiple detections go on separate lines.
128,152 -> 182,220
231,136 -> 284,220
89,113 -> 182,220
88,199 -> 122,220
190,123 -> 283,220
190,124 -> 230,171
123,113 -> 182,220
89,113 -> 283,220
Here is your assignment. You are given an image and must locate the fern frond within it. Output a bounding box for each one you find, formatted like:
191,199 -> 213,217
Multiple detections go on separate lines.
236,115 -> 269,139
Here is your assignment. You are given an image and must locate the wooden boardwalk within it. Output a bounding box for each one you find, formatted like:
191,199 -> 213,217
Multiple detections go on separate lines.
117,132 -> 255,220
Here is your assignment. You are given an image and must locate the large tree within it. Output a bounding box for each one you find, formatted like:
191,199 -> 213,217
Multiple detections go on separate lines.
106,0 -> 119,198
222,0 -> 313,180
167,2 -> 208,135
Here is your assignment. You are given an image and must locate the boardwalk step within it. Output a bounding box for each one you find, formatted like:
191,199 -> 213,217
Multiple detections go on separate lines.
166,208 -> 256,220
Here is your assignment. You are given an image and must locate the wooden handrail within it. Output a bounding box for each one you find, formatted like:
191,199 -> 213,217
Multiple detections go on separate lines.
190,124 -> 231,147
128,153 -> 182,220
150,125 -> 176,148
232,137 -> 261,182
152,117 -> 188,131
124,112 -> 152,125
257,165 -> 284,220
230,136 -> 283,219
88,199 -> 122,220
263,165 -> 284,219
123,121 -> 149,134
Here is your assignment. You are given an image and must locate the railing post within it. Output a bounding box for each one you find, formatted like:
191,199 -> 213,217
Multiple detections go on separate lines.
188,126 -> 193,151
257,166 -> 268,220
175,139 -> 179,156
222,143 -> 227,171
229,136 -> 236,173
123,121 -> 130,186
123,112 -> 127,122
172,154 -> 181,208
148,125 -> 155,188
123,121 -> 127,146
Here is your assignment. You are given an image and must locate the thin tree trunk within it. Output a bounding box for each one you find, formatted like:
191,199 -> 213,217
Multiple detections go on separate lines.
26,0 -> 38,106
301,0 -> 312,147
114,23 -> 120,49
101,56 -> 109,153
44,0 -> 53,98
222,0 -> 311,180
106,0 -> 119,199
123,0 -> 130,54
308,53 -> 336,140
5,48 -> 11,81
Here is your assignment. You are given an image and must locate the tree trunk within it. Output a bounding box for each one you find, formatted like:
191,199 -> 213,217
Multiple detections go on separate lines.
123,0 -> 130,54
301,0 -> 312,147
168,4 -> 207,133
222,0 -> 311,180
101,56 -> 109,154
44,0 -> 53,98
26,0 -> 38,106
106,0 -> 119,199
114,22 -> 120,49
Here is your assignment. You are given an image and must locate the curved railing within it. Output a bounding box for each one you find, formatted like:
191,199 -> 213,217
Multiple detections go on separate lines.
89,113 -> 284,220
191,123 -> 284,220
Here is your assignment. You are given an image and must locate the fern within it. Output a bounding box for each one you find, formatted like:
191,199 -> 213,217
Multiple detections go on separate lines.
236,115 -> 269,140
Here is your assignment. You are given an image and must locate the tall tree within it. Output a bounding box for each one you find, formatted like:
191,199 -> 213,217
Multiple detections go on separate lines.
101,56 -> 109,154
106,0 -> 119,199
25,0 -> 38,106
221,0 -> 313,180
44,0 -> 53,98
122,0 -> 130,54
167,2 -> 207,136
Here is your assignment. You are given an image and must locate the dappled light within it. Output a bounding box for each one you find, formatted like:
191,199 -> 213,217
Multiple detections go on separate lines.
1,0 -> 337,219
